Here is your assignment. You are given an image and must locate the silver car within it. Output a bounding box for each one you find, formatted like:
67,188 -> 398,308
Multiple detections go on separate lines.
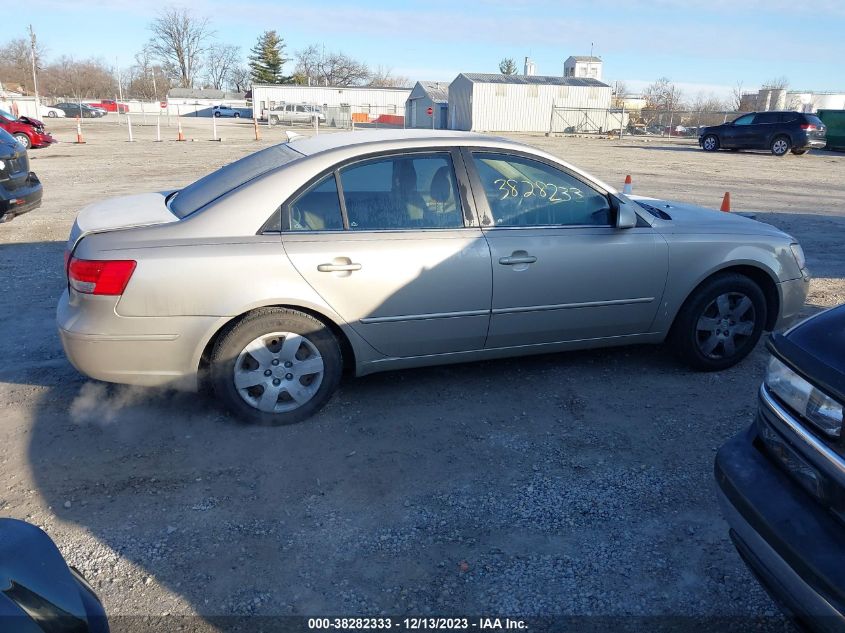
57,130 -> 810,425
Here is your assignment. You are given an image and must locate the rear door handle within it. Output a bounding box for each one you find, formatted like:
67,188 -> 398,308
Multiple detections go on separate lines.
317,262 -> 362,272
499,255 -> 537,265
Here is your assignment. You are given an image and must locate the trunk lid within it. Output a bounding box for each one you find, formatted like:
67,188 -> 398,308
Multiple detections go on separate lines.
68,192 -> 178,249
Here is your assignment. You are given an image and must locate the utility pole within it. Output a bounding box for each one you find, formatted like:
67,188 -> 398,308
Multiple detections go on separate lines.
28,25 -> 39,109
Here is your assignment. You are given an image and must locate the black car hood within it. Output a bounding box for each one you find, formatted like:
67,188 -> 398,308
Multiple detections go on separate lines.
769,303 -> 845,404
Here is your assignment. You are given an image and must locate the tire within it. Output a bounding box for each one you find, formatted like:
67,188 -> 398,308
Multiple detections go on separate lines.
47,111 -> 57,118
213,111 -> 221,118
670,273 -> 767,371
771,135 -> 791,156
13,133 -> 31,149
269,115 -> 279,125
791,148 -> 809,155
701,134 -> 719,151
234,112 -> 240,118
210,308 -> 342,425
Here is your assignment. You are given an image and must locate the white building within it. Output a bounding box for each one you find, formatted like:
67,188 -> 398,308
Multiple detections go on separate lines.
448,73 -> 612,132
251,84 -> 411,125
406,81 -> 449,129
564,56 -> 603,81
742,88 -> 845,113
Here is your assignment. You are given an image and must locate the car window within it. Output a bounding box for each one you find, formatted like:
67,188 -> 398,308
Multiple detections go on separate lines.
732,114 -> 755,126
286,174 -> 343,231
339,153 -> 464,230
782,112 -> 800,122
752,112 -> 779,124
0,109 -> 15,122
805,115 -> 824,126
471,153 -> 612,227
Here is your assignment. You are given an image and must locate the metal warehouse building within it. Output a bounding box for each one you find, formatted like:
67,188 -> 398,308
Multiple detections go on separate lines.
406,81 -> 449,129
251,84 -> 411,122
448,73 -> 612,132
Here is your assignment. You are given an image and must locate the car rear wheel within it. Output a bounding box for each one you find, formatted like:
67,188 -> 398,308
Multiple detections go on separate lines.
701,135 -> 719,151
234,112 -> 240,118
12,133 -> 31,149
47,111 -> 57,118
771,136 -> 791,156
213,112 -> 221,117
791,148 -> 809,155
670,273 -> 767,371
210,308 -> 342,425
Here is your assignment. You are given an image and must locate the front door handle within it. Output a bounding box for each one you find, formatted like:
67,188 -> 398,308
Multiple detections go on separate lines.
317,262 -> 362,272
499,254 -> 537,265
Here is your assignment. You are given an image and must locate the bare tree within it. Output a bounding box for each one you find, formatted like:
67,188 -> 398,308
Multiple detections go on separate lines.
689,92 -> 725,112
730,81 -> 745,111
206,44 -> 240,90
41,56 -> 116,100
228,65 -> 250,93
761,76 -> 789,90
147,7 -> 213,89
125,47 -> 169,100
0,38 -> 46,94
643,77 -> 683,111
368,65 -> 409,88
294,45 -> 370,86
611,80 -> 628,108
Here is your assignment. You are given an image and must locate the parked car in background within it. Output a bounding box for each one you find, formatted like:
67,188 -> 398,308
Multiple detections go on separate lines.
39,104 -> 66,118
54,102 -> 106,118
0,108 -> 56,149
58,130 -> 810,426
86,99 -> 128,113
716,303 -> 845,631
266,103 -> 326,125
212,105 -> 241,118
0,127 -> 42,222
699,111 -> 827,156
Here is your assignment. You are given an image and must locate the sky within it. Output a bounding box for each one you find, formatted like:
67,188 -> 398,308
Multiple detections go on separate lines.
7,0 -> 845,99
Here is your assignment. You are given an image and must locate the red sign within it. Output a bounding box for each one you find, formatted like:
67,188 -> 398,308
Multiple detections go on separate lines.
160,101 -> 167,109
426,106 -> 433,116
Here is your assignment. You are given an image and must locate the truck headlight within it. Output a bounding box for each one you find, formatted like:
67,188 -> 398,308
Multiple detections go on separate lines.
766,356 -> 843,437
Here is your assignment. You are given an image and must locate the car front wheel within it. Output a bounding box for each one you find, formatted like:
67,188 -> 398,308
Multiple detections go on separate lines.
771,136 -> 791,156
701,135 -> 719,151
213,112 -> 221,117
47,111 -> 57,118
670,273 -> 766,371
233,112 -> 240,118
210,308 -> 342,425
12,133 -> 31,149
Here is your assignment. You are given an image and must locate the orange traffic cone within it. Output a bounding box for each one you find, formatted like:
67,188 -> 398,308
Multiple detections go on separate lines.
622,174 -> 633,195
720,192 -> 731,212
176,120 -> 186,142
74,117 -> 85,144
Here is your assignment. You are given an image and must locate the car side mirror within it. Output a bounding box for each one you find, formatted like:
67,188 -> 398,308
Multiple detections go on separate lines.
614,197 -> 637,229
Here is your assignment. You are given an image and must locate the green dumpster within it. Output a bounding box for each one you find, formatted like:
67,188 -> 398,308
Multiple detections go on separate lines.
818,109 -> 845,151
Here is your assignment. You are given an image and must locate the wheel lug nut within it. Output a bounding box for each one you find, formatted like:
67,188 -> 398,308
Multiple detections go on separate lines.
284,361 -> 293,368
271,359 -> 280,366
285,373 -> 294,380
272,378 -> 281,386
264,369 -> 272,376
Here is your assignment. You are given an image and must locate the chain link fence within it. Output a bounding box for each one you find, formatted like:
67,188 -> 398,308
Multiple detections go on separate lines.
549,106 -> 747,138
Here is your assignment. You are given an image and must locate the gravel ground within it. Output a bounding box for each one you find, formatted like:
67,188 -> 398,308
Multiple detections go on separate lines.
1,117 -> 843,632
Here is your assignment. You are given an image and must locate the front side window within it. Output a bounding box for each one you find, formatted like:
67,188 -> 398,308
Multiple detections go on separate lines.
733,114 -> 755,126
339,154 -> 463,230
286,174 -> 343,231
471,153 -> 612,227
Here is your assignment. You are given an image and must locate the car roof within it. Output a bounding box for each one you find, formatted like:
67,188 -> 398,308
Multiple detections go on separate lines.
287,129 -> 506,157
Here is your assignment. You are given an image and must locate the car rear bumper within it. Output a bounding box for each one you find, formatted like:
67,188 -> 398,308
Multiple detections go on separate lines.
0,173 -> 42,221
57,288 -> 221,390
715,424 -> 845,633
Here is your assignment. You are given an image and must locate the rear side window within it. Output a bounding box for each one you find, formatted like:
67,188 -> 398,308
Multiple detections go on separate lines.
782,112 -> 801,122
752,112 -> 780,124
286,174 -> 343,231
339,153 -> 463,230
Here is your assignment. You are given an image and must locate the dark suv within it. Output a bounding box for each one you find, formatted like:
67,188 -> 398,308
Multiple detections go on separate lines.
0,127 -> 43,223
699,111 -> 827,156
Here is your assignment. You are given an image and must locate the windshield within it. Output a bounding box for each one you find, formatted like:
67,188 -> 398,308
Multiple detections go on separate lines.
169,143 -> 303,219
0,109 -> 16,121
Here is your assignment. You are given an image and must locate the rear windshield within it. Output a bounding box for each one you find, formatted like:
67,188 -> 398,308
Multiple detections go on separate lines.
804,115 -> 824,126
169,143 -> 303,218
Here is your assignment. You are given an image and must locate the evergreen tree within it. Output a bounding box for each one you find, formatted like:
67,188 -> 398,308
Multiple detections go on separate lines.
249,31 -> 289,84
498,58 -> 518,75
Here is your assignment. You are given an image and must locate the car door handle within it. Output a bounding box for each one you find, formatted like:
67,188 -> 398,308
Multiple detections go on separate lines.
499,255 -> 537,265
317,262 -> 362,272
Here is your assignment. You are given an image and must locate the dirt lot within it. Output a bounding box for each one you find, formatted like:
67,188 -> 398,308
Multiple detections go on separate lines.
1,116 -> 844,631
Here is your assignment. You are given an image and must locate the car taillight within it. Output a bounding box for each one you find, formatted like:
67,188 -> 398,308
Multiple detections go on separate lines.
800,123 -> 817,131
68,257 -> 136,295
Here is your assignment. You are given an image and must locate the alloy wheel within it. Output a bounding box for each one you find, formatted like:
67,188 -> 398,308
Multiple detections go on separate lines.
695,292 -> 756,359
